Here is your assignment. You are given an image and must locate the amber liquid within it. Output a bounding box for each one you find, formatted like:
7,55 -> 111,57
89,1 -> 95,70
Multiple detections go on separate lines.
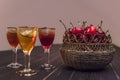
17,28 -> 37,55
7,31 -> 19,48
39,28 -> 55,49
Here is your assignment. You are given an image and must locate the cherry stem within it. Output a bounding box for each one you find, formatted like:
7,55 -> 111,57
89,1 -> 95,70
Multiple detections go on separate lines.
59,20 -> 67,31
81,21 -> 87,29
98,20 -> 103,28
78,21 -> 81,27
100,20 -> 103,27
106,30 -> 110,35
70,22 -> 74,27
106,30 -> 112,43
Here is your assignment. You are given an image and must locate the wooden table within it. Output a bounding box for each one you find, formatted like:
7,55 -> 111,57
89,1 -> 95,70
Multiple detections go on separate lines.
0,44 -> 120,80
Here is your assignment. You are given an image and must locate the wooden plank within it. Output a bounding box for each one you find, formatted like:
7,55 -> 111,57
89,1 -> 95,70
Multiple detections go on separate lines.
42,65 -> 118,80
0,44 -> 119,80
111,45 -> 120,80
40,45 -> 119,80
0,44 -> 62,80
42,65 -> 74,80
70,65 -> 118,80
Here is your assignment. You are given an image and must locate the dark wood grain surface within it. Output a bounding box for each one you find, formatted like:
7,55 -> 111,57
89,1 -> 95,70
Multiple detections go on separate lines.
0,44 -> 119,80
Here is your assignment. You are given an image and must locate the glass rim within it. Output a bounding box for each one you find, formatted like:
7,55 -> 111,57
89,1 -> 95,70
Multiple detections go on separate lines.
18,26 -> 28,28
38,27 -> 55,30
18,26 -> 37,29
18,26 -> 36,28
7,27 -> 17,29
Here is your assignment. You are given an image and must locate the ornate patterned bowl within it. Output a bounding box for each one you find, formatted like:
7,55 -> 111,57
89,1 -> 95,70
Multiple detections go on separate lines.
60,43 -> 115,70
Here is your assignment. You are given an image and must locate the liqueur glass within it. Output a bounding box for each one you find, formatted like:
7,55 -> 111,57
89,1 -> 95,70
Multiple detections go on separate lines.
38,27 -> 55,70
6,27 -> 22,68
17,26 -> 37,76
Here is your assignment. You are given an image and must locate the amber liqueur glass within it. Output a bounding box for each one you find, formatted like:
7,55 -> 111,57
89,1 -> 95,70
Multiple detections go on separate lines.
6,27 -> 22,68
17,26 -> 37,76
38,27 -> 55,70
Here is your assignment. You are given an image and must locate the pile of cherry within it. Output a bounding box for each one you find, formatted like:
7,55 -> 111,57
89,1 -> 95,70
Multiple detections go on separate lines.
59,20 -> 112,43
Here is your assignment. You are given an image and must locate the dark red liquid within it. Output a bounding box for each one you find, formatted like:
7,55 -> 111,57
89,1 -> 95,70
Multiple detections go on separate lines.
7,32 -> 19,48
39,33 -> 55,49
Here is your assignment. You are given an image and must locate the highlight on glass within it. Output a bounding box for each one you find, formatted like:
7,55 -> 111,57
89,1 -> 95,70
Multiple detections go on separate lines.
6,27 -> 22,68
17,26 -> 37,76
38,27 -> 55,70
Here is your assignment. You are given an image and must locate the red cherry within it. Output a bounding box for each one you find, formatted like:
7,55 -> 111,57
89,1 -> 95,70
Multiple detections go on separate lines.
97,30 -> 105,35
92,33 -> 101,43
101,30 -> 111,43
101,35 -> 108,43
68,28 -> 72,34
83,33 -> 93,43
97,26 -> 105,35
92,27 -> 105,43
83,25 -> 97,43
71,27 -> 83,35
84,25 -> 97,35
97,20 -> 105,35
76,33 -> 84,43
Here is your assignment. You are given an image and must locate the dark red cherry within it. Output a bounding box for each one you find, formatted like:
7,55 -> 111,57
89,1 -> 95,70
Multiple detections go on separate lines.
71,27 -> 83,35
101,35 -> 108,43
97,20 -> 105,35
84,25 -> 97,35
101,30 -> 111,43
84,25 -> 97,43
97,29 -> 105,35
67,28 -> 72,34
97,26 -> 105,36
92,33 -> 102,43
76,33 -> 84,43
92,27 -> 105,43
83,33 -> 93,43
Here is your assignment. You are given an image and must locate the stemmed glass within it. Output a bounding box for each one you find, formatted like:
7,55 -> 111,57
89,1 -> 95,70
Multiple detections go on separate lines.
38,27 -> 55,70
6,27 -> 22,68
17,26 -> 37,76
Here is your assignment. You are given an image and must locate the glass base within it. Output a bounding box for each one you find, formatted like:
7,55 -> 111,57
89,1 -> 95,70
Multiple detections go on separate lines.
41,63 -> 55,70
7,62 -> 22,68
17,69 -> 37,76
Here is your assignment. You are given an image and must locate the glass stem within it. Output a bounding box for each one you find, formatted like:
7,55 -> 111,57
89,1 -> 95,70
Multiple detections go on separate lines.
44,48 -> 50,65
24,54 -> 31,70
12,47 -> 18,63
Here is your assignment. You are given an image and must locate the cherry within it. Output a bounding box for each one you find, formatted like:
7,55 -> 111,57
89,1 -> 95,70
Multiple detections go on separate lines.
84,25 -> 97,35
70,22 -> 84,35
76,33 -> 84,43
94,27 -> 105,43
83,33 -> 93,43
83,25 -> 97,43
101,36 -> 108,43
92,21 -> 105,43
92,33 -> 101,43
97,28 -> 105,35
70,21 -> 86,42
97,21 -> 105,35
100,30 -> 109,43
71,27 -> 83,35
101,30 -> 112,43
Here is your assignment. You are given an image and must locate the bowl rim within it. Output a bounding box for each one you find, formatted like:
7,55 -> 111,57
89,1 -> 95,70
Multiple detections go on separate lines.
63,42 -> 113,45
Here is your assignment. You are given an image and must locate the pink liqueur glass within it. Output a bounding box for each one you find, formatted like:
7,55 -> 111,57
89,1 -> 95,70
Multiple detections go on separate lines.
38,27 -> 55,70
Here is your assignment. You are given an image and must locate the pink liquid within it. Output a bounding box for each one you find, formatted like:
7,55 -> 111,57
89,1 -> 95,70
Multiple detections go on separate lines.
39,33 -> 55,49
7,32 -> 19,48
